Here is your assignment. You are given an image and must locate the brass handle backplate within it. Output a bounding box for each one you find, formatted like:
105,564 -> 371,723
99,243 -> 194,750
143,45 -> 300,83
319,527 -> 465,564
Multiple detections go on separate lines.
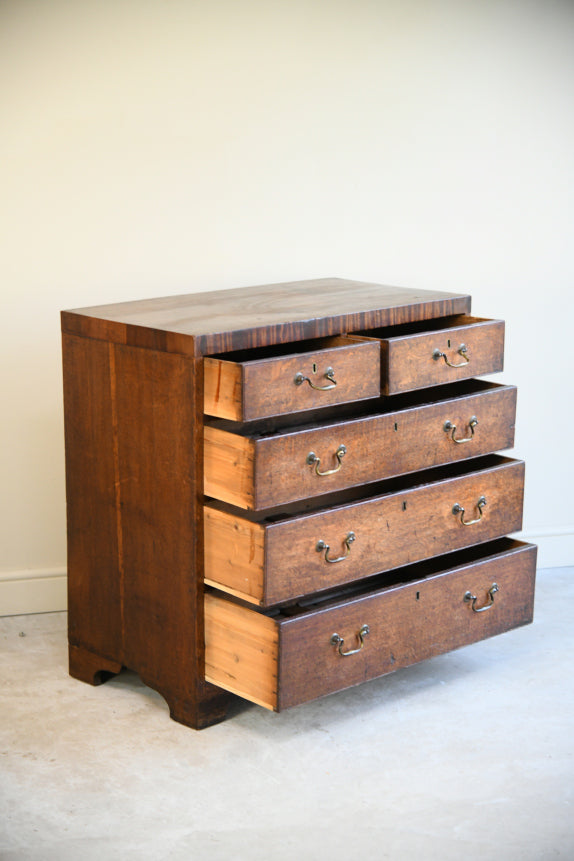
444,416 -> 478,444
316,531 -> 356,563
464,583 -> 499,612
433,344 -> 469,368
330,624 -> 370,657
307,444 -> 346,476
295,367 -> 337,390
452,495 -> 487,526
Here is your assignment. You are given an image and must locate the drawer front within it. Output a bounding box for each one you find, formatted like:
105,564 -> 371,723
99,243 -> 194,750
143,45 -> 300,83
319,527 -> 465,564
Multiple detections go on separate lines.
204,540 -> 537,711
204,336 -> 381,421
377,316 -> 504,394
204,382 -> 516,509
204,456 -> 525,606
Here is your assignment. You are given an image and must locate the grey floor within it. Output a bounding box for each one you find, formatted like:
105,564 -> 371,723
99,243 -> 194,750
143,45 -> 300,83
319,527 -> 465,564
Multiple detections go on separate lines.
1,567 -> 572,861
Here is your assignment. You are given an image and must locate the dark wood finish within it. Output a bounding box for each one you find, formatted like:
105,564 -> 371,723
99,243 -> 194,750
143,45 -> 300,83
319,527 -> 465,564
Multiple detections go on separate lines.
112,344 -> 234,727
204,382 -> 517,509
374,316 -> 505,394
61,278 -> 471,355
69,643 -> 122,686
62,331 -> 236,728
204,540 -> 537,711
63,334 -> 124,666
204,336 -> 381,421
205,455 -> 525,606
61,279 -> 534,728
277,540 -> 536,711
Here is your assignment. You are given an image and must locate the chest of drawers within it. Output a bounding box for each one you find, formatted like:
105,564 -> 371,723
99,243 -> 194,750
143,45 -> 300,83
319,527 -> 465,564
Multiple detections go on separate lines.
61,277 -> 536,729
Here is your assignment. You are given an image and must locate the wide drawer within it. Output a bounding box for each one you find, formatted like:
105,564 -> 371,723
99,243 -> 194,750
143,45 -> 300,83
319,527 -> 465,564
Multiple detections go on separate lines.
357,315 -> 504,394
204,336 -> 381,421
204,380 -> 516,509
204,539 -> 537,711
205,455 -> 524,606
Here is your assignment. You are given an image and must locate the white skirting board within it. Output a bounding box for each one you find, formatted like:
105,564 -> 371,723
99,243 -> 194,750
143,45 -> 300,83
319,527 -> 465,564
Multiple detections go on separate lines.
0,568 -> 67,617
511,526 -> 574,571
1,529 -> 572,616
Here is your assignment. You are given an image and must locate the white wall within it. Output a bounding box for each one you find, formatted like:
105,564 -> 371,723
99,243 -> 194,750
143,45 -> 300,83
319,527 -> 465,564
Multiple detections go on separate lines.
1,0 -> 573,614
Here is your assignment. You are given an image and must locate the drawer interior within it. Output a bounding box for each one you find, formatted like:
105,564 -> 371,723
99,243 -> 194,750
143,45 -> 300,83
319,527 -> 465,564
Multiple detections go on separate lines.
205,335 -> 361,362
203,378 -> 507,437
354,314 -> 496,341
263,537 -> 532,616
206,452 -> 519,522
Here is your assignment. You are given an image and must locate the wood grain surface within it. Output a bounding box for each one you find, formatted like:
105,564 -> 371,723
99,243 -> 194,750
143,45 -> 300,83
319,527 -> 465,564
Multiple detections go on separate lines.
203,540 -> 537,711
204,425 -> 256,508
204,455 -> 525,606
61,278 -> 471,355
204,382 -> 517,509
204,507 -> 266,602
62,281 -> 534,729
63,334 -> 124,667
277,540 -> 536,710
63,333 -> 235,728
204,336 -> 381,421
380,316 -> 505,394
204,594 -> 279,710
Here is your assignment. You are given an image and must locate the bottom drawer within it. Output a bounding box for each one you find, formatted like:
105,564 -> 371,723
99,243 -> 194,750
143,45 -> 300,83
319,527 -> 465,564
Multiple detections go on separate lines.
204,539 -> 537,711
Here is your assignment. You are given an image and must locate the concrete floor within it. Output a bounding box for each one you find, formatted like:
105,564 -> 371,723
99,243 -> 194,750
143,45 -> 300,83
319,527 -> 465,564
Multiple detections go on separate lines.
0,566 -> 572,861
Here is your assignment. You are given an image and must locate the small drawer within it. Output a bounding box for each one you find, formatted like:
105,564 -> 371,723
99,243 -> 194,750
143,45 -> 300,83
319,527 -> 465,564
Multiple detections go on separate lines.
204,539 -> 537,711
357,315 -> 504,394
205,455 -> 525,606
204,380 -> 517,510
204,336 -> 381,421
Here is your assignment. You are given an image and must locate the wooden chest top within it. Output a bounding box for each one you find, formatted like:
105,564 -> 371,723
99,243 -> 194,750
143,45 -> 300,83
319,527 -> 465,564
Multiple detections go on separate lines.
61,277 -> 471,355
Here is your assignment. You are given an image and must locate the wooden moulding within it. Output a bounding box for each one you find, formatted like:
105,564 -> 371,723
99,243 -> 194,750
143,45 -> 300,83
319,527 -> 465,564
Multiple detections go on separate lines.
204,455 -> 525,607
203,336 -> 381,421
204,539 -> 537,712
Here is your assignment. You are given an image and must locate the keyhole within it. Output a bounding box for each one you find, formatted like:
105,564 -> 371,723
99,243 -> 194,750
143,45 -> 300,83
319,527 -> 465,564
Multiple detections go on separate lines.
447,339 -> 451,348
416,591 -> 420,600
312,362 -> 317,374
402,501 -> 407,511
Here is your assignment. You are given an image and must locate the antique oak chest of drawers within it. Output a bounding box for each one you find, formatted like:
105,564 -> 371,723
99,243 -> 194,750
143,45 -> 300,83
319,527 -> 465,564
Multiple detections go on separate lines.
61,278 -> 536,728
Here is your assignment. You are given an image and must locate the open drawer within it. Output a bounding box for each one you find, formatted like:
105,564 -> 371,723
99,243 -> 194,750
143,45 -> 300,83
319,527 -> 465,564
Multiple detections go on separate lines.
204,455 -> 525,606
204,336 -> 381,421
204,380 -> 517,509
204,539 -> 537,711
355,315 -> 504,394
